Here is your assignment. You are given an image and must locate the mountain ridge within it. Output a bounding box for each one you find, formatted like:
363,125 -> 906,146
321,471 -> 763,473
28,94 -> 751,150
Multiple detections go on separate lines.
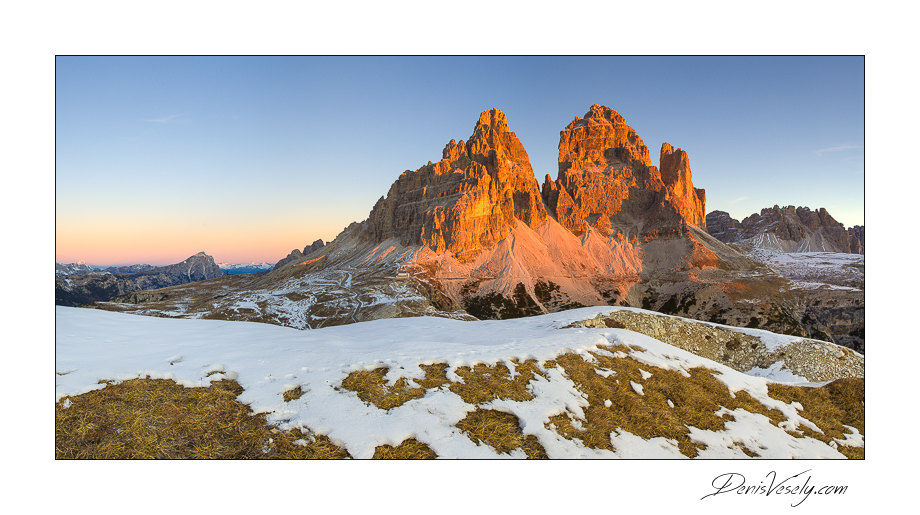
56,252 -> 224,306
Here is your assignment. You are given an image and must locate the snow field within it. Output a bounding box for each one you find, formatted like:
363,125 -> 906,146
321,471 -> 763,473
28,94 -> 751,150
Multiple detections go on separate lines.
56,305 -> 859,458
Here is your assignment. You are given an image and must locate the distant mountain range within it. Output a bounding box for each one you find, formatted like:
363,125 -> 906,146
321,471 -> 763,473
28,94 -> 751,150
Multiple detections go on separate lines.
55,252 -> 224,306
218,262 -> 274,275
706,206 -> 864,254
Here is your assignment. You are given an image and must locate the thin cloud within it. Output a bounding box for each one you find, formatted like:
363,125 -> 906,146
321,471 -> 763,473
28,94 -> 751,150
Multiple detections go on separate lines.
142,114 -> 183,124
728,196 -> 748,204
816,144 -> 862,156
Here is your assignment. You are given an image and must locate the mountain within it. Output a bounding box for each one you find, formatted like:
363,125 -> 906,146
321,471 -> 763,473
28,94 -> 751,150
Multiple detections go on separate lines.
219,262 -> 275,275
359,105 -> 728,318
55,252 -> 224,306
55,261 -> 99,277
705,206 -> 864,254
88,106 -> 864,352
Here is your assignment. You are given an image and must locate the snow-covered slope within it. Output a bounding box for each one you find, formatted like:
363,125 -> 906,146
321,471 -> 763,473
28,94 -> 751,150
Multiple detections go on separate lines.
56,305 -> 863,459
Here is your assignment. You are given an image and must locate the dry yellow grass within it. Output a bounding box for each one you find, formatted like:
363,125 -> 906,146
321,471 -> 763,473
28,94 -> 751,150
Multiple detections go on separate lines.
545,345 -> 795,457
372,438 -> 438,459
768,377 -> 865,459
456,408 -> 547,458
283,386 -> 304,402
340,367 -> 426,410
56,378 -> 350,459
449,360 -> 545,404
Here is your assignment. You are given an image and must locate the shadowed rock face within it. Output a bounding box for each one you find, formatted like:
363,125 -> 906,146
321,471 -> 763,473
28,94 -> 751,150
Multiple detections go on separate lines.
274,239 -> 327,270
847,226 -> 864,254
542,104 -> 706,237
706,210 -> 743,243
365,108 -> 546,259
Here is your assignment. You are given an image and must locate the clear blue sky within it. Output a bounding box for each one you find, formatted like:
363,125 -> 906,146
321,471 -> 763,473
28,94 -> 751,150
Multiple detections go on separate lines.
56,56 -> 864,265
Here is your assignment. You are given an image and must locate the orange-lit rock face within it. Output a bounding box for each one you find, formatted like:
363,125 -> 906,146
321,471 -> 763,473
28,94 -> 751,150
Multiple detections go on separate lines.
543,104 -> 706,237
659,143 -> 707,228
366,109 -> 546,258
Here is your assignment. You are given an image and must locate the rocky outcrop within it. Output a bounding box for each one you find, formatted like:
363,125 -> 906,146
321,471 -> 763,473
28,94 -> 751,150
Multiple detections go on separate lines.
705,210 -> 743,243
55,252 -> 224,306
576,310 -> 863,382
274,249 -> 305,270
365,108 -> 546,260
303,239 -> 325,256
848,226 -> 864,254
706,206 -> 863,254
542,104 -> 706,237
274,239 -> 328,271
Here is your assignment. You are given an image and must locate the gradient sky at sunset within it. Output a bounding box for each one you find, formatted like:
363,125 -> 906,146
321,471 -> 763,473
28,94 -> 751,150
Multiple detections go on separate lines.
55,56 -> 864,265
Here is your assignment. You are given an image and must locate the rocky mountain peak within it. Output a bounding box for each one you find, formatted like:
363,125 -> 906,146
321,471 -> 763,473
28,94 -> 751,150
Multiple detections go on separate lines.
364,108 -> 546,257
473,108 -> 509,133
565,103 -> 627,129
559,104 -> 652,171
303,239 -> 325,255
544,105 -> 705,236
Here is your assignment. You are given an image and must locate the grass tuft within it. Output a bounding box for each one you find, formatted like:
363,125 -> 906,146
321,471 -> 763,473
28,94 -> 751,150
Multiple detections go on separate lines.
283,386 -> 303,402
456,408 -> 547,458
341,367 -> 426,410
372,438 -> 438,459
448,360 -> 545,404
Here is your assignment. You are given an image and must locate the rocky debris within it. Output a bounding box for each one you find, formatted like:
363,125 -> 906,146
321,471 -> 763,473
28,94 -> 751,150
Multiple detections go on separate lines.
575,310 -> 863,383
707,206 -> 863,254
55,252 -> 224,306
542,104 -> 706,237
365,108 -> 546,259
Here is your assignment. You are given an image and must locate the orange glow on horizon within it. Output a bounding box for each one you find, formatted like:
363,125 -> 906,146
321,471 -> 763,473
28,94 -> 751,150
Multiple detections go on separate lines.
55,217 -> 344,266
